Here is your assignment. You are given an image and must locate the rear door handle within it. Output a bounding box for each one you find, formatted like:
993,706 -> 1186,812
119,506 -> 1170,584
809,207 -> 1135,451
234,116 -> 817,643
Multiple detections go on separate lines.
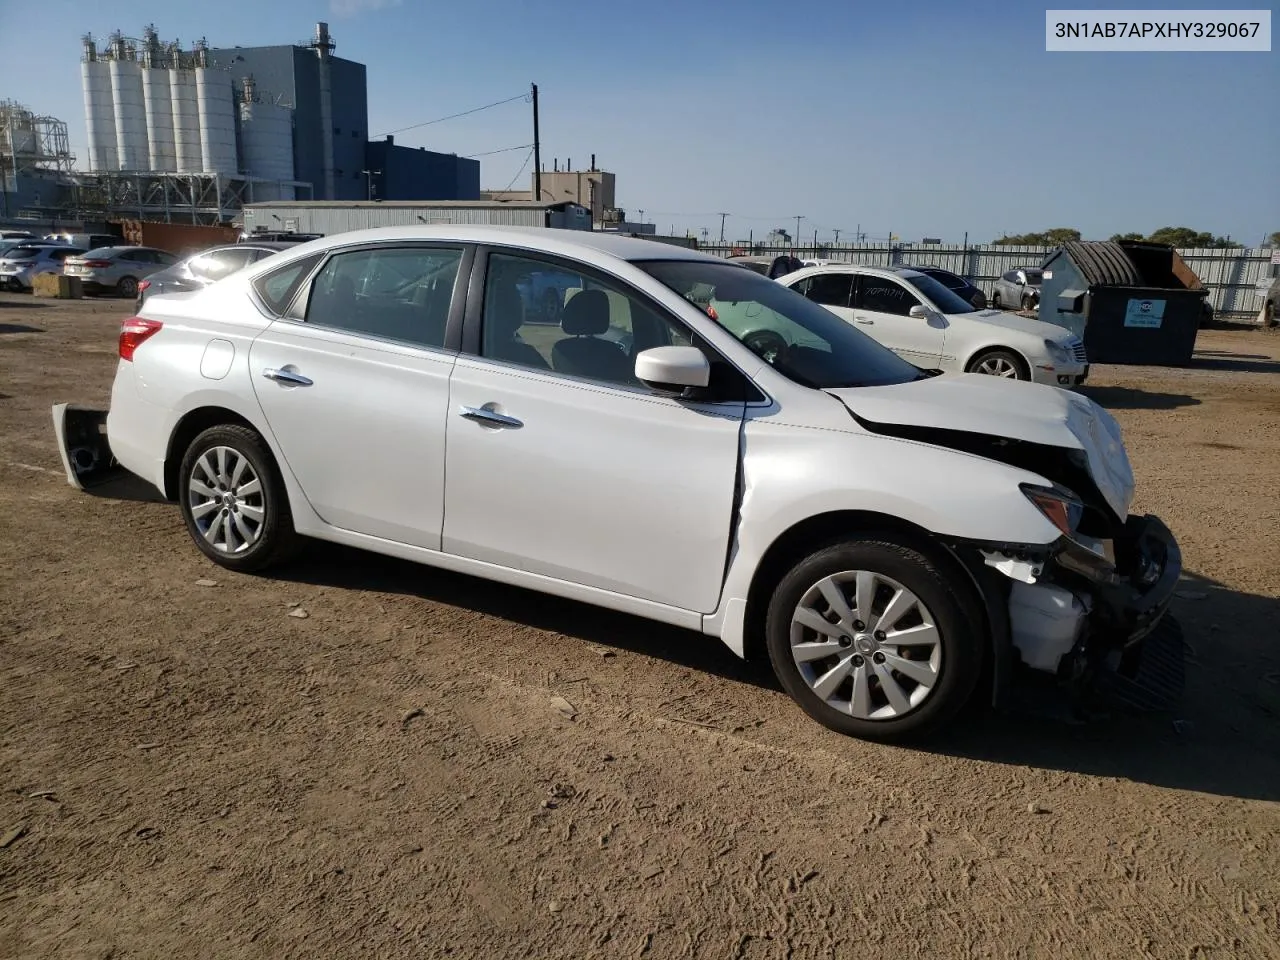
459,405 -> 523,429
262,367 -> 314,387
854,316 -> 874,325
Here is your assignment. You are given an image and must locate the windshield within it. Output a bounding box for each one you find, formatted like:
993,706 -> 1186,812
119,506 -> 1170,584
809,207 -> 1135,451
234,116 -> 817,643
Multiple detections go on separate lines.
635,259 -> 926,389
902,272 -> 981,314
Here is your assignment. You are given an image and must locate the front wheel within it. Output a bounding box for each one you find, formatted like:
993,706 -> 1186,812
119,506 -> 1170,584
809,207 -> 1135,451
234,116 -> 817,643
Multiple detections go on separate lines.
178,424 -> 299,573
968,348 -> 1028,380
765,538 -> 984,742
1021,294 -> 1036,312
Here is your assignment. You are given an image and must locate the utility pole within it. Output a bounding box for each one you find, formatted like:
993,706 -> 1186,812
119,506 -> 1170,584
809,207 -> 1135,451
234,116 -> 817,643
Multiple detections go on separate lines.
638,209 -> 644,224
794,216 -> 804,248
833,228 -> 841,243
531,83 -> 541,202
361,169 -> 380,201
717,212 -> 729,243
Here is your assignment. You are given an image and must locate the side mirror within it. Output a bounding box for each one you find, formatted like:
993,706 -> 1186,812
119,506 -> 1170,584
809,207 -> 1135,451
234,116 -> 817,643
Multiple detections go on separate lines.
634,346 -> 710,397
908,304 -> 930,319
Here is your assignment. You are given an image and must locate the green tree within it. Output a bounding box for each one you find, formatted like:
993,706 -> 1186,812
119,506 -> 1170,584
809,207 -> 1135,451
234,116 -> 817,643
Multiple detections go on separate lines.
1268,231 -> 1280,247
993,227 -> 1081,246
1110,232 -> 1146,242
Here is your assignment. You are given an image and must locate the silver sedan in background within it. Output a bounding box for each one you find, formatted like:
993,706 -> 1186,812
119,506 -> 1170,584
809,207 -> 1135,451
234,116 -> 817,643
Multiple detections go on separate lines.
62,246 -> 181,298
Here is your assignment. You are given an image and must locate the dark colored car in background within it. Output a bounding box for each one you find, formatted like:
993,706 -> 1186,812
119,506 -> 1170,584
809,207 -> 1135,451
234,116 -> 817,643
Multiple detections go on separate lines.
902,265 -> 988,309
135,242 -> 294,310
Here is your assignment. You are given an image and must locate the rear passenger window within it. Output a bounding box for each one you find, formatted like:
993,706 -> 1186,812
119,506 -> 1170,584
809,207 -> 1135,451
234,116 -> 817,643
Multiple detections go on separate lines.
304,246 -> 461,349
253,252 -> 324,314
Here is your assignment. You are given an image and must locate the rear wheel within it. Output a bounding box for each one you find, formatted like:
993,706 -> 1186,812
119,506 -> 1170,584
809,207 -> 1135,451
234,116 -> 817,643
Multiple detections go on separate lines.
968,348 -> 1028,380
117,275 -> 138,298
990,291 -> 1002,309
764,538 -> 984,742
177,424 -> 299,573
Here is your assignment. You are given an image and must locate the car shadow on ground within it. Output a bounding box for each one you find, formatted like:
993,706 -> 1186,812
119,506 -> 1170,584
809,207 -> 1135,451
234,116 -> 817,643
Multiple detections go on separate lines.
1078,385 -> 1201,410
278,541 -> 781,689
276,545 -> 1278,803
1189,353 -> 1280,374
0,299 -> 45,310
0,322 -> 43,334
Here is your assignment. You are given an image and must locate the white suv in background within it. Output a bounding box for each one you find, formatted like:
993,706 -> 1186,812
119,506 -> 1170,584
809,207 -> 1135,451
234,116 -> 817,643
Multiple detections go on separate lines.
779,264 -> 1089,387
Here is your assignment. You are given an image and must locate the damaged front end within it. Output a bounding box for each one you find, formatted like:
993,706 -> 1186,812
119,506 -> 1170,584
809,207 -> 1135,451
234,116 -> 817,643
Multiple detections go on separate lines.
839,397 -> 1184,719
968,506 -> 1183,719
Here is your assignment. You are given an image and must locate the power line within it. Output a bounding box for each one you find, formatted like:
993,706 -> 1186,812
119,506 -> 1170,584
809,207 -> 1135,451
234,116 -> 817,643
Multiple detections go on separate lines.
376,92 -> 529,138
464,142 -> 534,158
500,147 -> 535,194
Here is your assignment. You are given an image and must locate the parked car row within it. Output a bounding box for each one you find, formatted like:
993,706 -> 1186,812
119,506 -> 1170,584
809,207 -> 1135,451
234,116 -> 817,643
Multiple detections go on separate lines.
0,240 -> 181,296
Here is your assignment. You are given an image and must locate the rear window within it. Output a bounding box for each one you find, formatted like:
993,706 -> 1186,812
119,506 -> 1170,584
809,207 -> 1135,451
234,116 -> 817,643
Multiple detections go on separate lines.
4,247 -> 42,260
82,247 -> 120,259
252,252 -> 324,314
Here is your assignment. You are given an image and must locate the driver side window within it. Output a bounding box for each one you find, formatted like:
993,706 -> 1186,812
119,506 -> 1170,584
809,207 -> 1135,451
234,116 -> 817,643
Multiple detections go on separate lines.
304,246 -> 462,349
854,276 -> 922,317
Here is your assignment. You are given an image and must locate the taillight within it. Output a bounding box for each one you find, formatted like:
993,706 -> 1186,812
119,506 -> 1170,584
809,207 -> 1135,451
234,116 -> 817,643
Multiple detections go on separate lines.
119,317 -> 163,361
137,280 -> 151,292
82,259 -> 112,268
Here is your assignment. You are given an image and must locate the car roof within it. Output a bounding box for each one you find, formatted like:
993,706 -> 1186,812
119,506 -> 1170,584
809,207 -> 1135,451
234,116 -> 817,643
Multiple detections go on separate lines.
259,225 -> 721,267
781,263 -> 928,281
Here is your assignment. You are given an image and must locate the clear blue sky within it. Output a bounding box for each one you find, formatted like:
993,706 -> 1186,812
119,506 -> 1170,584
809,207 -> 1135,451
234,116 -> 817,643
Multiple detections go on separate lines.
2,0 -> 1276,243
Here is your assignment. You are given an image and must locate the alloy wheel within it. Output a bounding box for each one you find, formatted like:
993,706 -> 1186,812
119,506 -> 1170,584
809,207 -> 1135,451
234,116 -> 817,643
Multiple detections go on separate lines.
788,570 -> 942,720
187,445 -> 267,555
974,356 -> 1019,377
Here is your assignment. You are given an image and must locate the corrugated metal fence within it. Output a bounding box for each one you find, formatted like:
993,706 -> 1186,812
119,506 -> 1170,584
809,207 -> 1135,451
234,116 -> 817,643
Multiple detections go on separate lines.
698,242 -> 1276,320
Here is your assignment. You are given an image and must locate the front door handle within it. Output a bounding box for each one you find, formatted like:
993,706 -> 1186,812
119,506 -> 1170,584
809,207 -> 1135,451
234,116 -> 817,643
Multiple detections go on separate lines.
458,405 -> 523,429
262,367 -> 314,387
854,316 -> 874,325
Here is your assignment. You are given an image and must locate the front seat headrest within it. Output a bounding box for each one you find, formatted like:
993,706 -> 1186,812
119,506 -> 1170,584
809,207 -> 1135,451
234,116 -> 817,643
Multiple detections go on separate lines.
560,289 -> 610,337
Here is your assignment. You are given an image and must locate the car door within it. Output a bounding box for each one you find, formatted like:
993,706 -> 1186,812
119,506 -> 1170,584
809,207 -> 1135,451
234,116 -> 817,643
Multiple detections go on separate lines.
850,274 -> 945,367
248,241 -> 469,550
441,247 -> 747,614
792,270 -> 855,323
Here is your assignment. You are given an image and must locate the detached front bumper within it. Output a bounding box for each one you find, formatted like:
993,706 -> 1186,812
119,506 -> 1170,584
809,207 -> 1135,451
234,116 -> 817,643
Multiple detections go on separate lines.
976,513 -> 1183,715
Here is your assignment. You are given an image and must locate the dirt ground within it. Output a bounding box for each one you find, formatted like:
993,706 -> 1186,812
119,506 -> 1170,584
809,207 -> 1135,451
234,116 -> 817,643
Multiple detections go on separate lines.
2,292 -> 1278,960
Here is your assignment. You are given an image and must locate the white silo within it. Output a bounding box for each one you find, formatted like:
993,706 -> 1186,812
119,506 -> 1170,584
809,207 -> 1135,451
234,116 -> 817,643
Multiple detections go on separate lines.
108,35 -> 149,170
192,41 -> 237,176
80,36 -> 118,172
140,28 -> 175,172
170,61 -> 203,173
239,76 -> 295,201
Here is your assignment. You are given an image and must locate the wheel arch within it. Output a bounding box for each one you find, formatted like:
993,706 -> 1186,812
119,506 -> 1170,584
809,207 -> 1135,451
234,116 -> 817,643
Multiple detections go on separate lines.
963,343 -> 1032,379
163,405 -> 263,500
740,509 -> 993,660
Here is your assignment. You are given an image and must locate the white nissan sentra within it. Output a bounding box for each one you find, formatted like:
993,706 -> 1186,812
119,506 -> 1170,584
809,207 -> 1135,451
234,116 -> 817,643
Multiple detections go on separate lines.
52,226 -> 1180,742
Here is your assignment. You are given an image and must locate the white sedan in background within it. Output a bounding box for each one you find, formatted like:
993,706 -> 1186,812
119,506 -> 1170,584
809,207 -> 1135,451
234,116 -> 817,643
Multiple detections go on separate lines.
778,264 -> 1089,387
52,226 -> 1179,743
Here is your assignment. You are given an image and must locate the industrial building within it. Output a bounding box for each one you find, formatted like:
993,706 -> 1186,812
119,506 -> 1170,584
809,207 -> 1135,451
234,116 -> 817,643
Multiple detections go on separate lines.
241,199 -> 592,236
0,20 -> 482,226
482,155 -> 618,224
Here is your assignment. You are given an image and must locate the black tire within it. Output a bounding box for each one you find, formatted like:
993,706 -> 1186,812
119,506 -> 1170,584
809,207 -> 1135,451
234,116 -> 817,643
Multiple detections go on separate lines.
1265,300 -> 1276,329
967,348 -> 1029,380
177,424 -> 299,573
990,291 -> 1002,309
1021,294 -> 1035,312
764,537 -> 985,742
117,275 -> 138,298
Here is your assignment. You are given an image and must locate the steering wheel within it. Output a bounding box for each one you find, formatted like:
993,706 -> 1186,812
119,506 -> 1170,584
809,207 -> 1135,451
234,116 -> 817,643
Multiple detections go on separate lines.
743,329 -> 788,364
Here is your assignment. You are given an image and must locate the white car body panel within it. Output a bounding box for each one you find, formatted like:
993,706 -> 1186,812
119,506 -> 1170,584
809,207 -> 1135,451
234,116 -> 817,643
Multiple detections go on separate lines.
91,225 -> 1153,688
249,323 -> 455,550
443,355 -> 744,611
779,265 -> 1087,386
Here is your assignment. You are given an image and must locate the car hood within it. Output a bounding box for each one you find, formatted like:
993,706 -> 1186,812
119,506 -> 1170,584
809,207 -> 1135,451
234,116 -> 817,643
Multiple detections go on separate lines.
828,373 -> 1135,519
953,308 -> 1074,341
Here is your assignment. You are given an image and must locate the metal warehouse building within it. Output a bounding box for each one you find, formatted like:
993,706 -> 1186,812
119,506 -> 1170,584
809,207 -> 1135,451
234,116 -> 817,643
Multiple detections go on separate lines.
241,200 -> 592,236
